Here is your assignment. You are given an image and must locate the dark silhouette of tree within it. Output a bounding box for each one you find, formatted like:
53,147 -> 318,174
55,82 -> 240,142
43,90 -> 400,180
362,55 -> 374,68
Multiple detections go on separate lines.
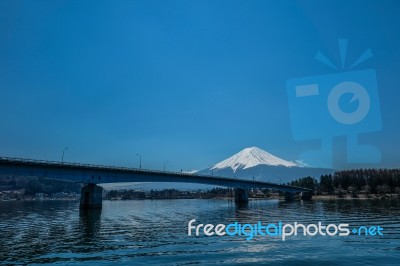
291,168 -> 400,194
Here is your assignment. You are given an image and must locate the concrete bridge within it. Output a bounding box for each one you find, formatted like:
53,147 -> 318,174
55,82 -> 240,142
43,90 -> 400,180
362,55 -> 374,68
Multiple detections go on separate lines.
0,156 -> 312,208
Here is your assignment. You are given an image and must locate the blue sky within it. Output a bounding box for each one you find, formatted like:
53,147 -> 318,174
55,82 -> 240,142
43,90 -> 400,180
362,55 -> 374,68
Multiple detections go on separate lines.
0,0 -> 399,170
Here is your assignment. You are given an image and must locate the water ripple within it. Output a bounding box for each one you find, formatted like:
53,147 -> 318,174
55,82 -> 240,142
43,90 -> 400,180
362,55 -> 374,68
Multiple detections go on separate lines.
0,199 -> 399,265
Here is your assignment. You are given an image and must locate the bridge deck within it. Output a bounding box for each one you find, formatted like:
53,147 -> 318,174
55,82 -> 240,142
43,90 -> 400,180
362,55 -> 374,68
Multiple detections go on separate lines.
0,157 -> 311,193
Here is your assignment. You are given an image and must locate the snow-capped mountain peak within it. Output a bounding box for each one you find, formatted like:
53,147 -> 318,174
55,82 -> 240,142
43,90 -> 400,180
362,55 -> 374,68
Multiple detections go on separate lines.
211,147 -> 298,172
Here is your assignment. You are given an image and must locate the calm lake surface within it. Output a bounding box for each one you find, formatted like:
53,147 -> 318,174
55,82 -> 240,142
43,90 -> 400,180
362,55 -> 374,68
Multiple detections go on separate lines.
0,199 -> 399,265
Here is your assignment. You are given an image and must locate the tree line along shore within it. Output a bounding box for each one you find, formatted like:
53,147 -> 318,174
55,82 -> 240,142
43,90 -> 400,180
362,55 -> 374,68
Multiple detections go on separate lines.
288,168 -> 400,199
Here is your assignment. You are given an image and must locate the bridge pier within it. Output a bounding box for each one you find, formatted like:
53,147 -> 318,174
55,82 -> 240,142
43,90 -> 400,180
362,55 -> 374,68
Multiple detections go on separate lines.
80,183 -> 103,209
300,191 -> 313,200
284,192 -> 295,201
234,188 -> 249,204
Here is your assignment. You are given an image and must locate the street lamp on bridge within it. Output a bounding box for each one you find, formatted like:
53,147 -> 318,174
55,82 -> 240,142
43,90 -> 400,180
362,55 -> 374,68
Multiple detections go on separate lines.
164,161 -> 169,171
62,147 -> 68,163
136,153 -> 142,169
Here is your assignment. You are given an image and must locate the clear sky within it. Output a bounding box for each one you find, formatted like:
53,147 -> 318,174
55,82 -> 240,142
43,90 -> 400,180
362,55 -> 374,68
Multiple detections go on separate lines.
0,0 -> 399,171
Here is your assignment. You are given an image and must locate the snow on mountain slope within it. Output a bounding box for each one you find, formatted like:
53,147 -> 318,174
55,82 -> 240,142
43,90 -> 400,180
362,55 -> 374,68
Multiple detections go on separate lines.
211,147 -> 298,172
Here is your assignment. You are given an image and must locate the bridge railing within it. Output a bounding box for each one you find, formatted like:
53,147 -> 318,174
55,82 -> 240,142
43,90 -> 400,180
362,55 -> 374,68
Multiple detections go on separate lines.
0,156 -> 311,191
0,156 -> 223,178
1,156 -> 177,173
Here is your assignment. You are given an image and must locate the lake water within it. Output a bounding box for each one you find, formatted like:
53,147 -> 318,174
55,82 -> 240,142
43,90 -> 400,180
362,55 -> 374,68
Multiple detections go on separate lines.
0,199 -> 399,265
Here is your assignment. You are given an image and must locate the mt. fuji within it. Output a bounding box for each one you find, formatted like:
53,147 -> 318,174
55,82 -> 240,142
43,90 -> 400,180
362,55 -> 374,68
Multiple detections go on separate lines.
198,147 -> 333,184
211,147 -> 298,172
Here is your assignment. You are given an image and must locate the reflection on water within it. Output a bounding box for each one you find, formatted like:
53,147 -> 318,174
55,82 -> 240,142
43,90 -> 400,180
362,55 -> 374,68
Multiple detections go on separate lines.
0,199 -> 400,265
79,209 -> 102,239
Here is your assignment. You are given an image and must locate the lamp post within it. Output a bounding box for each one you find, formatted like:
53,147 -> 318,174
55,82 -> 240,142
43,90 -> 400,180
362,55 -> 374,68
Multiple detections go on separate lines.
164,161 -> 169,171
62,147 -> 68,163
136,153 -> 142,169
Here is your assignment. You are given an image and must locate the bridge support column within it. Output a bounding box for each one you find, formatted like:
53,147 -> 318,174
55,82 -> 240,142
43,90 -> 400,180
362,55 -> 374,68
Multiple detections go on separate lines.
234,188 -> 249,204
300,191 -> 313,201
80,183 -> 103,209
284,192 -> 295,201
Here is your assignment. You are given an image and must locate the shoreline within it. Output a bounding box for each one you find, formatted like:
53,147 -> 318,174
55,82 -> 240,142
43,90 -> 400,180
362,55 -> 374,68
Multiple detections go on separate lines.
311,194 -> 400,200
1,194 -> 399,202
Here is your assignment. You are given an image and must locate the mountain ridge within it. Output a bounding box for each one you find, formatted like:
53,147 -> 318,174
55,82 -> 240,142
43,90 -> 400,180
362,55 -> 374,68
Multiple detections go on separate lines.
211,147 -> 298,172
199,146 -> 334,184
